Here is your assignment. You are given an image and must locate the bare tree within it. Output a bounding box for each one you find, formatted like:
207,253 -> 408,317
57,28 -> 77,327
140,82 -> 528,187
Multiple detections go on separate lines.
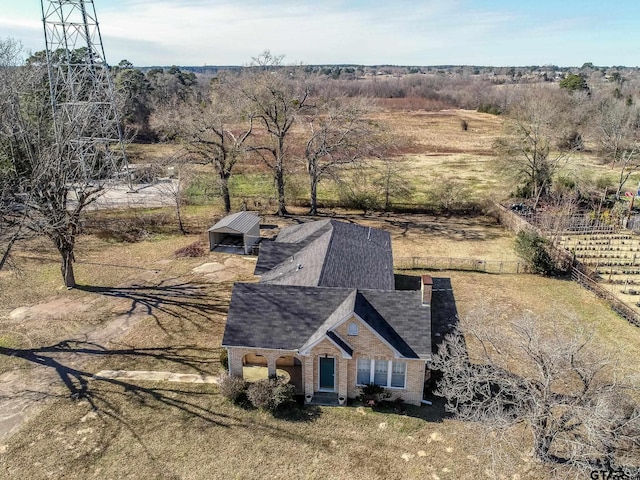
1,43 -> 127,287
431,309 -> 640,473
302,95 -> 378,215
153,152 -> 192,235
151,80 -> 252,214
374,158 -> 416,211
238,51 -> 312,216
591,94 -> 640,200
0,37 -> 30,271
497,87 -> 577,207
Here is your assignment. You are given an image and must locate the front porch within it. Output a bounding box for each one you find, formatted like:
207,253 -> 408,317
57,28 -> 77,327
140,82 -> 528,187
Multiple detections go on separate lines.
306,391 -> 345,406
227,347 -> 350,402
242,364 -> 303,394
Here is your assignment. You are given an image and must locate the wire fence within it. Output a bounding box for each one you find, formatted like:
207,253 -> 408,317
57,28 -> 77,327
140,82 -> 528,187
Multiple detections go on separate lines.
491,200 -> 640,328
395,256 -> 531,274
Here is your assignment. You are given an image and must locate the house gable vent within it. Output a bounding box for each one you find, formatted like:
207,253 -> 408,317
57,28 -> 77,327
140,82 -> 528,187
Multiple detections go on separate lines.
348,322 -> 359,336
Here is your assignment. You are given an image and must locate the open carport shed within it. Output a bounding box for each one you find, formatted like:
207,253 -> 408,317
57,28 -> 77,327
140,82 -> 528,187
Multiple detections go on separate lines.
208,211 -> 261,254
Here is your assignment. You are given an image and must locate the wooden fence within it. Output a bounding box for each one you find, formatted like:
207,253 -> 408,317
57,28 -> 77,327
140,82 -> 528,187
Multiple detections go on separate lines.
571,268 -> 640,327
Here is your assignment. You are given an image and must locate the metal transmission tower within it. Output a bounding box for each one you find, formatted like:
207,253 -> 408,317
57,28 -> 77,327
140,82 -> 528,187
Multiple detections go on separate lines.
40,0 -> 130,185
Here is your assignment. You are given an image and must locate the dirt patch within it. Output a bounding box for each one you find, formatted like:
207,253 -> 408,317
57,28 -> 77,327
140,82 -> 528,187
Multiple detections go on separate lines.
7,296 -> 94,322
192,262 -> 226,274
204,271 -> 237,283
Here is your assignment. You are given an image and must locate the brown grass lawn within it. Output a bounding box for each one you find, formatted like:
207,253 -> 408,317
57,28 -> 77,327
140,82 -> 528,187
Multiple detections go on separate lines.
2,109 -> 640,479
1,209 -> 638,479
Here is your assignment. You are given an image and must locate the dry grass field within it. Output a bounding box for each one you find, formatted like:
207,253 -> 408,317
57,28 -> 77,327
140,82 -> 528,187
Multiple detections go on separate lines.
1,109 -> 639,479
1,209 -> 638,479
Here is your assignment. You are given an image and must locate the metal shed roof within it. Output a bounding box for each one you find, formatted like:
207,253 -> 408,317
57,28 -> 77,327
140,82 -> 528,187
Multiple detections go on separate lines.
208,211 -> 260,234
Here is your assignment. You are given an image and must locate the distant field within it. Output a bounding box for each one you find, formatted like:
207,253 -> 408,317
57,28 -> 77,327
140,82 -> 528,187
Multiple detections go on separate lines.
126,109 -> 509,210
126,108 -> 640,214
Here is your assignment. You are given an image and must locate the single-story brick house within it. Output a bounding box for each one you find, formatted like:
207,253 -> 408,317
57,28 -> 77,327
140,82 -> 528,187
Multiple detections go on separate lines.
222,219 -> 432,405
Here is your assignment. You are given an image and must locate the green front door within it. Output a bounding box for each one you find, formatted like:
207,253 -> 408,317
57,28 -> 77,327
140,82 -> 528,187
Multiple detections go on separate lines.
319,357 -> 335,391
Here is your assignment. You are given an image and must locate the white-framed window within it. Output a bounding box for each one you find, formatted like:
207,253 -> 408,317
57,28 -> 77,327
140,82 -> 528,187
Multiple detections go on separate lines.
356,358 -> 407,389
391,361 -> 406,388
357,358 -> 370,385
348,322 -> 359,336
374,360 -> 388,386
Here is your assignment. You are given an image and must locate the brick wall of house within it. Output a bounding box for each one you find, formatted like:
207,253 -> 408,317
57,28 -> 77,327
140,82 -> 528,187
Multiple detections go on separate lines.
227,316 -> 429,406
335,316 -> 428,406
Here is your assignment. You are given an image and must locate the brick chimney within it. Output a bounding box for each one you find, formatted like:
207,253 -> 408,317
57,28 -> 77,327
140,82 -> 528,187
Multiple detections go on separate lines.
420,275 -> 433,306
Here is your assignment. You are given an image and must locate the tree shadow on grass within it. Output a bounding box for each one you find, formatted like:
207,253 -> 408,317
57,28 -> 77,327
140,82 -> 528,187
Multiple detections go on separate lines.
0,343 -> 232,426
367,395 -> 451,423
76,280 -> 228,334
1,340 -> 214,376
0,343 -> 334,457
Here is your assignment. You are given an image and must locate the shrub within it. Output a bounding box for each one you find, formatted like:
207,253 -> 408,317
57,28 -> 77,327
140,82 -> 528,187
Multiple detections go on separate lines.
339,190 -> 380,214
358,383 -> 391,406
271,382 -> 296,410
218,375 -> 248,404
477,103 -> 502,115
514,230 -> 557,275
174,241 -> 206,258
247,378 -> 295,412
246,379 -> 273,410
557,131 -> 584,151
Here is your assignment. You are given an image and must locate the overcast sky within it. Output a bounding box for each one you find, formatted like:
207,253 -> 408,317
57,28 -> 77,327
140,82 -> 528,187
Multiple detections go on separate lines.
3,0 -> 639,67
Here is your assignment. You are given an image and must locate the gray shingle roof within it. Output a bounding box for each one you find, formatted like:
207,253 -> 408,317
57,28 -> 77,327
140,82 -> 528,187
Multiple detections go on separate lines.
255,220 -> 394,290
222,283 -> 352,351
208,211 -> 260,234
326,331 -> 354,357
355,290 -> 431,358
222,283 -> 431,359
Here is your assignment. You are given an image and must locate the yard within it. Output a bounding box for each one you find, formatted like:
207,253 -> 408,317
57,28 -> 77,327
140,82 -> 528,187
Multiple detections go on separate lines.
1,206 -> 639,479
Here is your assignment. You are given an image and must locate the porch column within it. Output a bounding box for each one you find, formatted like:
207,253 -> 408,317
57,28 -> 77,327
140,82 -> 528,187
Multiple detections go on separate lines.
303,355 -> 314,396
267,356 -> 277,378
228,348 -> 243,376
338,358 -> 348,399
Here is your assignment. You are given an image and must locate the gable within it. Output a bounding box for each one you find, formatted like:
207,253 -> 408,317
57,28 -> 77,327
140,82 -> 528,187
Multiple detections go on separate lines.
333,315 -> 397,357
307,337 -> 345,358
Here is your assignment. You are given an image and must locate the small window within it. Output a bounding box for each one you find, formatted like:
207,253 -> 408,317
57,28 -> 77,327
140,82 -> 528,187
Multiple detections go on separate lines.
348,322 -> 359,336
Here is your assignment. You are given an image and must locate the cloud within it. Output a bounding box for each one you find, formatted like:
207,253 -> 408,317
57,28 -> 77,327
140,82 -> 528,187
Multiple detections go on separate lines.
3,0 -> 639,66
95,0 -> 518,65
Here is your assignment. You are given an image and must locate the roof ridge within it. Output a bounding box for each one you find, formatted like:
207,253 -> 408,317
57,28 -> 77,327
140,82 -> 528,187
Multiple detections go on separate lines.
316,221 -> 336,287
